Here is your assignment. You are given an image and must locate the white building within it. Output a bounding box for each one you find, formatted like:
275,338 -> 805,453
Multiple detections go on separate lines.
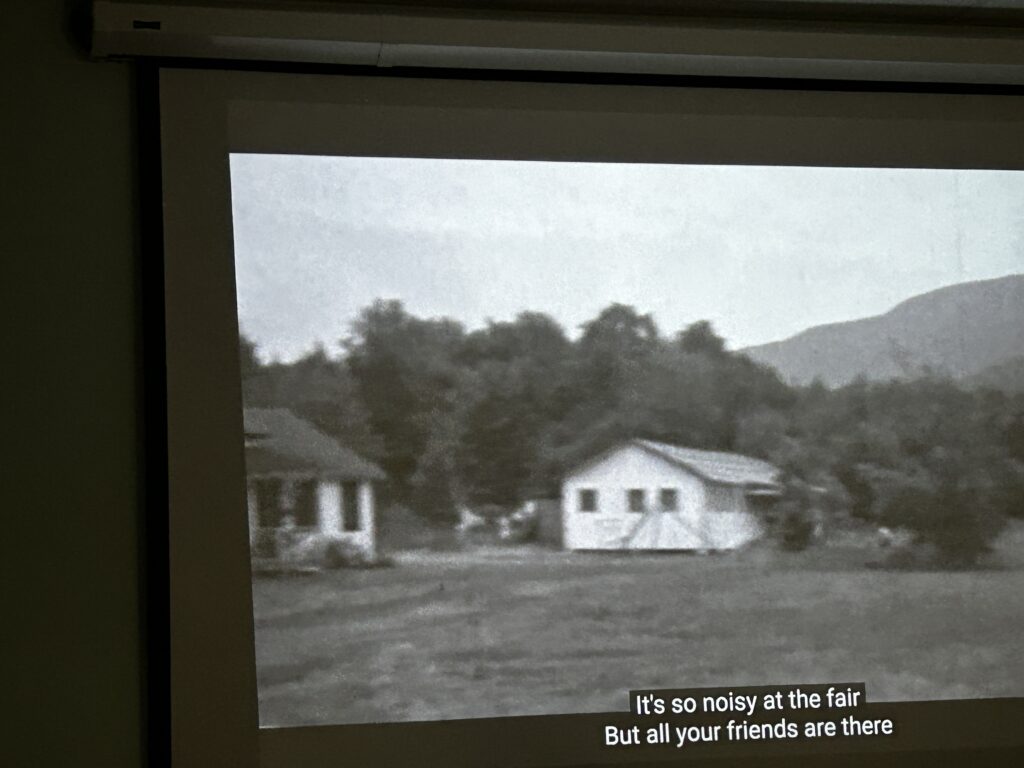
243,407 -> 385,562
561,439 -> 781,551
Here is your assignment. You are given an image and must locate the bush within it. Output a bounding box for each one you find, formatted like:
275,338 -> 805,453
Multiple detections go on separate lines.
283,533 -> 380,569
866,543 -> 930,571
379,503 -> 461,551
322,539 -> 368,569
779,509 -> 815,551
989,460 -> 1024,520
770,477 -> 818,552
871,463 -> 1006,567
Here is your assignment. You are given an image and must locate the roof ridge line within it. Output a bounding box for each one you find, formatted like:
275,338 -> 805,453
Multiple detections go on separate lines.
631,438 -> 715,484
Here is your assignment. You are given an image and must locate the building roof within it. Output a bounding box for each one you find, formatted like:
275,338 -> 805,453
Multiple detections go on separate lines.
568,438 -> 781,490
243,407 -> 385,481
635,439 -> 780,489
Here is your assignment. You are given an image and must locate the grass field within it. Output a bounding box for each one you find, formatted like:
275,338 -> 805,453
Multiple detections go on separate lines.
252,530 -> 1024,727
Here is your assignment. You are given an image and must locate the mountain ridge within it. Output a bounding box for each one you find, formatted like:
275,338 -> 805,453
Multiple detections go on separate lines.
741,273 -> 1024,388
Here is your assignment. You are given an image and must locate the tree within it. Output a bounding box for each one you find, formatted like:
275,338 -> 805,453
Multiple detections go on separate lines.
455,363 -> 538,508
460,312 -> 571,370
344,299 -> 466,497
241,344 -> 384,462
575,303 -> 659,409
620,346 -> 726,449
240,297 -> 1023,550
239,331 -> 261,380
454,313 -> 573,507
409,410 -> 462,522
774,477 -> 817,552
987,458 -> 1024,520
869,453 -> 1007,567
1008,411 -> 1024,463
677,320 -> 726,356
734,408 -> 790,459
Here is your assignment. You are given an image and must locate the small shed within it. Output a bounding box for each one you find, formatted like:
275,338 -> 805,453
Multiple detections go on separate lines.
243,407 -> 385,561
529,499 -> 564,547
561,439 -> 781,551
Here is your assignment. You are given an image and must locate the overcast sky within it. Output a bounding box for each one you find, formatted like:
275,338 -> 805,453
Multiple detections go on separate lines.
230,154 -> 1024,363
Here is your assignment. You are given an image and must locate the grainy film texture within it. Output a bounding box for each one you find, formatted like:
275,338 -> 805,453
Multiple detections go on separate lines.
230,156 -> 1024,726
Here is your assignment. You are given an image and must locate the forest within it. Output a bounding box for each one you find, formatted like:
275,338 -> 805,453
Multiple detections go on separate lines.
241,299 -> 1024,565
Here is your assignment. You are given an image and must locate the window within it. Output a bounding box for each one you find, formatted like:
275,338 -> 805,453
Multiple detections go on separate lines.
578,488 -> 597,512
342,481 -> 360,532
254,477 -> 283,528
293,479 -> 319,527
627,489 -> 645,513
660,488 -> 679,512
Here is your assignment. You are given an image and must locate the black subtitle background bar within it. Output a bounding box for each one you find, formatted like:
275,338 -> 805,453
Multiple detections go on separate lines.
629,683 -> 868,714
260,696 -> 1023,768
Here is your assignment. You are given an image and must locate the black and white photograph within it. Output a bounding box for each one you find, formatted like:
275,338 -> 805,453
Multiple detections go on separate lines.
230,154 -> 1024,728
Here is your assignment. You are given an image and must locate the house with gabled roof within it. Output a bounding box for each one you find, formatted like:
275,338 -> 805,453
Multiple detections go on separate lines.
243,407 -> 385,562
560,438 -> 781,551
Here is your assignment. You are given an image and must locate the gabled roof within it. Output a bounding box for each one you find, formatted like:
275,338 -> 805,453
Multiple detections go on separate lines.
567,438 -> 781,490
243,407 -> 385,481
635,439 -> 780,488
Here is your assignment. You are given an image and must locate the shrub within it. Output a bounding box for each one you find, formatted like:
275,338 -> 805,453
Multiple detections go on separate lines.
283,533 -> 379,569
369,553 -> 396,568
779,509 -> 815,551
771,477 -> 817,552
871,462 -> 1006,567
322,539 -> 367,569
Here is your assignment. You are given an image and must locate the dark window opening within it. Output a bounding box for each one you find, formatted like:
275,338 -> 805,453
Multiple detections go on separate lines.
255,478 -> 283,528
578,488 -> 598,512
342,481 -> 360,532
293,479 -> 318,527
628,489 -> 645,513
660,488 -> 678,512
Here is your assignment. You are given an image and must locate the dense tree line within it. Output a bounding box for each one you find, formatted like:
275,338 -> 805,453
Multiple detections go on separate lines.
242,300 -> 1024,564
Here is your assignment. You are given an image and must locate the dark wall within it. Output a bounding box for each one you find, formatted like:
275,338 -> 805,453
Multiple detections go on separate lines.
7,2 -> 143,765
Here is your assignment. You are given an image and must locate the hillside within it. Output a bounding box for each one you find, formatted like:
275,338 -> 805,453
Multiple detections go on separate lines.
963,355 -> 1024,394
742,274 -> 1024,387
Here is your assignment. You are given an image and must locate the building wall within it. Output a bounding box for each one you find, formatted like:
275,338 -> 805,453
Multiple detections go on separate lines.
8,3 -> 143,765
316,479 -> 376,556
562,444 -> 707,549
245,477 -> 376,559
704,484 -> 764,549
247,484 -> 258,544
561,444 -> 762,550
358,480 -> 377,557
